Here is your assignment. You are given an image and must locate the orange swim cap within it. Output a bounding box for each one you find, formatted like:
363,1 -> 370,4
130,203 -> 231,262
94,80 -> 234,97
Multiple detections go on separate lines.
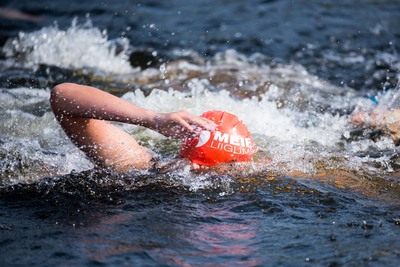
180,110 -> 257,166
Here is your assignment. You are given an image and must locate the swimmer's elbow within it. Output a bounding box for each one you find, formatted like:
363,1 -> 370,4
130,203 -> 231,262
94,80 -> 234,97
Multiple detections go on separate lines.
50,84 -> 62,108
50,83 -> 75,102
50,83 -> 74,118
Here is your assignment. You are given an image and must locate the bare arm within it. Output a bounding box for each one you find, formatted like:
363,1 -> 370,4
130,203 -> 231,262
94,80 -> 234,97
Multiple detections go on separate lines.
351,111 -> 382,128
351,108 -> 400,144
50,83 -> 214,138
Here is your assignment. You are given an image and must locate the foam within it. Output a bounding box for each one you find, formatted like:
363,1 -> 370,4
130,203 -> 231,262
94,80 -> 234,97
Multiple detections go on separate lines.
2,18 -> 133,74
0,23 -> 399,185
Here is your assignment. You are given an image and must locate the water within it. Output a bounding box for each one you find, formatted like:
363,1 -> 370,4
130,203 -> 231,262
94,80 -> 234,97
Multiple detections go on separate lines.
1,0 -> 400,266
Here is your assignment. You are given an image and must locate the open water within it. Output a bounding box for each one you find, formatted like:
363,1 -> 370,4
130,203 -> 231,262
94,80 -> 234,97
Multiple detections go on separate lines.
0,0 -> 400,266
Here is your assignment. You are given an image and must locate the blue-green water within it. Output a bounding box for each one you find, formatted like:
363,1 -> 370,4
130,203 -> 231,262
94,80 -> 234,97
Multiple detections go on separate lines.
1,0 -> 400,266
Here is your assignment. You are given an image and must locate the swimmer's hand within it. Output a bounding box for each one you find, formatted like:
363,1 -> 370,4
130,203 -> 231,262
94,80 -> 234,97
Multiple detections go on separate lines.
150,110 -> 216,138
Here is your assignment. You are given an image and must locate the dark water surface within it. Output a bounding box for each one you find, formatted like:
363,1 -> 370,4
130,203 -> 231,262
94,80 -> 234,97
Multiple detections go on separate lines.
1,172 -> 400,266
1,0 -> 400,266
1,0 -> 399,89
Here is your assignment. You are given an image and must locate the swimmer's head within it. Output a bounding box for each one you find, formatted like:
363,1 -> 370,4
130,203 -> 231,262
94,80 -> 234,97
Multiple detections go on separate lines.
180,110 -> 257,166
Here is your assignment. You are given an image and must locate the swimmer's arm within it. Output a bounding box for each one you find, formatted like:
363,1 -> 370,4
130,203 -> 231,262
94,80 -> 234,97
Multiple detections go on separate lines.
351,112 -> 382,127
351,108 -> 400,130
50,83 -> 214,138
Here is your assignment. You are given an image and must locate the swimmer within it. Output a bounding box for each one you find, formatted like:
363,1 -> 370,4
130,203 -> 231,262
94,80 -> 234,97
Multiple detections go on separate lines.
351,91 -> 400,144
51,83 -> 265,174
50,83 -> 217,173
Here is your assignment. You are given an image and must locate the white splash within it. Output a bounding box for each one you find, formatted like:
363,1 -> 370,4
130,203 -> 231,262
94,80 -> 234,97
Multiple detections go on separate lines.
1,40 -> 399,186
2,18 -> 134,74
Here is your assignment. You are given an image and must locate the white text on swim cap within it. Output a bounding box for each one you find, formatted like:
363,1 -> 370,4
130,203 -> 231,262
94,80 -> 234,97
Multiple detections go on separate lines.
207,131 -> 255,155
213,131 -> 253,148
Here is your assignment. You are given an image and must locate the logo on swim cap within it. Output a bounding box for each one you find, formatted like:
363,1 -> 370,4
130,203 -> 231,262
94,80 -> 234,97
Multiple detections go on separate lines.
180,110 -> 257,166
195,130 -> 211,148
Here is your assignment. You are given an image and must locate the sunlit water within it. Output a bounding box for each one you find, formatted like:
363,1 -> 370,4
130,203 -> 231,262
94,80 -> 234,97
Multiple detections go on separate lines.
1,0 -> 400,266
